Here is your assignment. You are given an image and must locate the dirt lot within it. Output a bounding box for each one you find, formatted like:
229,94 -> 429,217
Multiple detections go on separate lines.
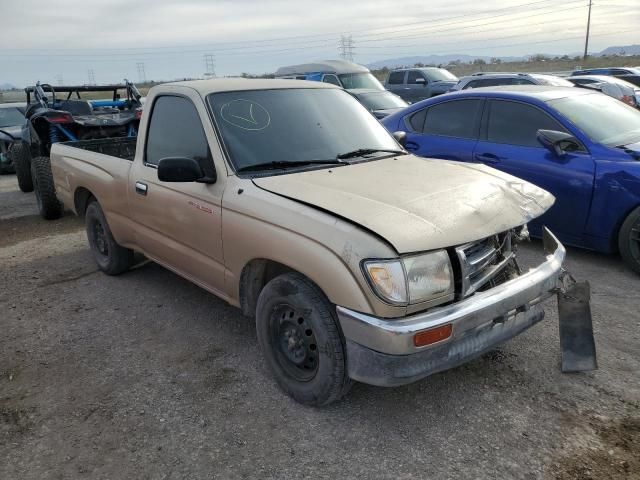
0,173 -> 638,479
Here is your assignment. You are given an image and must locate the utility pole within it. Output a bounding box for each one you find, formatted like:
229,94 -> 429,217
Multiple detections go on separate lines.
136,62 -> 147,83
87,69 -> 95,85
583,0 -> 592,61
204,54 -> 216,79
338,35 -> 355,62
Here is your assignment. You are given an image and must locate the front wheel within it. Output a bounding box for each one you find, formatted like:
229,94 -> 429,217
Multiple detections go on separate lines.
619,206 -> 640,274
256,273 -> 352,406
85,201 -> 134,275
31,156 -> 63,220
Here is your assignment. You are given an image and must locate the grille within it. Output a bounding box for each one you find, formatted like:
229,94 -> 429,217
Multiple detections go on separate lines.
455,231 -> 517,298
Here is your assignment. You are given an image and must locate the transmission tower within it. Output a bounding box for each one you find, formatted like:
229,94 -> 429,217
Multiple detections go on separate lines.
136,62 -> 147,83
87,69 -> 95,85
204,54 -> 216,78
56,74 -> 64,86
338,35 -> 355,62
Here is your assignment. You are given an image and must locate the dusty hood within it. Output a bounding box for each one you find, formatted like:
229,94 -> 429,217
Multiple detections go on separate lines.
253,155 -> 554,253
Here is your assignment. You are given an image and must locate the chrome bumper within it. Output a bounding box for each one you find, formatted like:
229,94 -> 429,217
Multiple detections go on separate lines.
337,227 -> 565,386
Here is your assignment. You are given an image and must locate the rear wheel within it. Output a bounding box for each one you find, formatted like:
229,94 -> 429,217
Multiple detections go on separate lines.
256,273 -> 352,406
31,156 -> 63,220
619,206 -> 640,274
11,144 -> 33,192
85,201 -> 134,275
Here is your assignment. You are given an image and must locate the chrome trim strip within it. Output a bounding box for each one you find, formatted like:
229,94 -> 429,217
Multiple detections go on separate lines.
337,227 -> 565,355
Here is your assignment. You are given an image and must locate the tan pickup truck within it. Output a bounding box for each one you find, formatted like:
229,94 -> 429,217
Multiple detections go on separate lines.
50,79 -> 588,406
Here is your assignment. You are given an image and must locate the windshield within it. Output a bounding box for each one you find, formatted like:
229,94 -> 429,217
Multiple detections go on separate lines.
423,69 -> 458,82
0,107 -> 25,128
532,75 -> 574,87
208,88 -> 399,171
357,91 -> 407,110
338,73 -> 384,90
548,93 -> 640,146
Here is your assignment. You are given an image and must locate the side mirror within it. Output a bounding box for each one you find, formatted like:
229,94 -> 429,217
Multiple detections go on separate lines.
157,157 -> 216,183
536,129 -> 582,157
393,131 -> 407,147
415,77 -> 427,86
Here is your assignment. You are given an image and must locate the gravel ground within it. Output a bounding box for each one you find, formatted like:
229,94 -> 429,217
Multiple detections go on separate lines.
0,173 -> 638,479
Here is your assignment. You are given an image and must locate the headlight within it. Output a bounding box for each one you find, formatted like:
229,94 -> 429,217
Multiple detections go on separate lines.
403,251 -> 454,303
363,250 -> 454,306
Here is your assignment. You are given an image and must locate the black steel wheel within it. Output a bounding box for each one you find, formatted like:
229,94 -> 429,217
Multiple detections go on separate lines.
619,206 -> 640,274
270,305 -> 319,382
256,272 -> 352,406
85,201 -> 134,275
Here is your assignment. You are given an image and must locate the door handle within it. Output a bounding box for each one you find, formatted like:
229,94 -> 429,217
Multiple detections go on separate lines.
135,181 -> 148,195
474,153 -> 501,164
405,141 -> 419,151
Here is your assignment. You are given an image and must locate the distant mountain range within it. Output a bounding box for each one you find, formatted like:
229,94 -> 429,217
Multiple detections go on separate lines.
366,44 -> 640,70
599,44 -> 640,56
0,83 -> 17,90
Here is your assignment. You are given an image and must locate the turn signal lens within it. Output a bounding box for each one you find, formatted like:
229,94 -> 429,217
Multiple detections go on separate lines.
364,260 -> 407,304
414,324 -> 452,347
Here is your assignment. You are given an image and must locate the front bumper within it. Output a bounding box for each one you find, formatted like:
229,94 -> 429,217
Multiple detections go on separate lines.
336,227 -> 565,387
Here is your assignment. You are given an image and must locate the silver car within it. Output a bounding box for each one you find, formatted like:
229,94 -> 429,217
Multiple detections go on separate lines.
450,73 -> 574,91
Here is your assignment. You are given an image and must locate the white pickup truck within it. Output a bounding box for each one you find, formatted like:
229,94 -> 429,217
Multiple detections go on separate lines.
50,79 -> 595,405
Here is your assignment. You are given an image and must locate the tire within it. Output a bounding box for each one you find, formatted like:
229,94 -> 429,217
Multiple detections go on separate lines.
85,201 -> 134,275
11,144 -> 33,192
256,272 -> 352,406
619,206 -> 640,274
31,156 -> 63,220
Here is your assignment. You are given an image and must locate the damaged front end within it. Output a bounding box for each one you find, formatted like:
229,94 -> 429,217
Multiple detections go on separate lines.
337,227 -> 597,387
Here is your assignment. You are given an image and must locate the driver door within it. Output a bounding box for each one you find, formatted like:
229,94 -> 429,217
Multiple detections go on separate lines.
128,93 -> 227,296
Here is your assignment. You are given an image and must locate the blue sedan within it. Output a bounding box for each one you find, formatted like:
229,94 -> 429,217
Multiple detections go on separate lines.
381,86 -> 640,272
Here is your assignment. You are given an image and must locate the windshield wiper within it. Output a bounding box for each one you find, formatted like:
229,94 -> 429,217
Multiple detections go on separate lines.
336,148 -> 406,160
236,159 -> 345,173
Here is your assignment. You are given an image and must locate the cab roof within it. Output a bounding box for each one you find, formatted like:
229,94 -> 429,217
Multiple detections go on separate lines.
161,78 -> 339,95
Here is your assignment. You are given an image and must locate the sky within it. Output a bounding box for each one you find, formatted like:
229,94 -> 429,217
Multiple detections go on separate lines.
0,0 -> 638,87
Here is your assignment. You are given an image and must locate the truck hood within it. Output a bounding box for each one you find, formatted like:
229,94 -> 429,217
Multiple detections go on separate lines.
253,155 -> 555,253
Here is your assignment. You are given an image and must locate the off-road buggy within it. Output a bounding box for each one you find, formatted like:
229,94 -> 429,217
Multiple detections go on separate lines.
0,103 -> 26,174
17,81 -> 142,219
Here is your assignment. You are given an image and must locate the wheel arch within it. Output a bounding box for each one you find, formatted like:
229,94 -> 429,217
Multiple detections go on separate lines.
74,186 -> 97,217
239,258 -> 297,318
238,256 -> 367,319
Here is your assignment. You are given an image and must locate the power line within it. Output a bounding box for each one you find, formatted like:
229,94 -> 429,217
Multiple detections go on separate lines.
0,2 -> 589,62
0,0 -> 580,57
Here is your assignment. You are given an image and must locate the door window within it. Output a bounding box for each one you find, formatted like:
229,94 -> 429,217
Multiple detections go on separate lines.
387,71 -> 405,85
322,74 -> 341,86
407,71 -> 426,84
487,100 -> 567,147
611,69 -> 629,75
421,99 -> 483,139
145,96 -> 214,176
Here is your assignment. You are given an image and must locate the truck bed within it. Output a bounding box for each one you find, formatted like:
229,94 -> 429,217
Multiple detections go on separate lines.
59,137 -> 136,161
